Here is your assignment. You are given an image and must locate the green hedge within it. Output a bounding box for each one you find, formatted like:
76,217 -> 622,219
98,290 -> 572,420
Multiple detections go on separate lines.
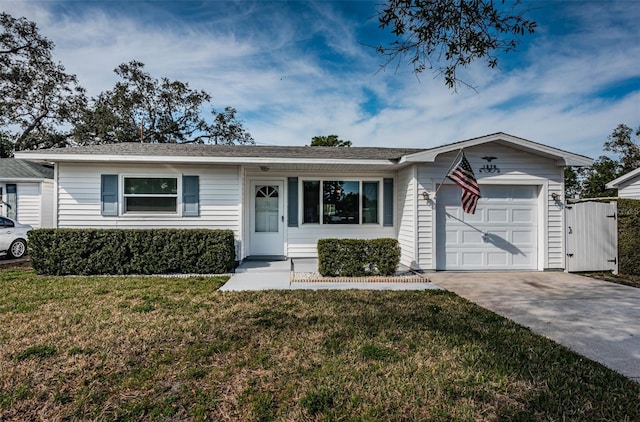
28,229 -> 236,276
618,199 -> 640,276
317,238 -> 400,277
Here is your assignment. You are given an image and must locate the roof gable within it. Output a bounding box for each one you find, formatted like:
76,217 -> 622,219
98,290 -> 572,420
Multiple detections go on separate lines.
400,132 -> 592,166
606,167 -> 640,189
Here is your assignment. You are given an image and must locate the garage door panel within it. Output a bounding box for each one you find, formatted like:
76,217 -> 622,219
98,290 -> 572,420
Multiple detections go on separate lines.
461,210 -> 483,223
487,252 -> 508,266
513,250 -> 536,265
461,230 -> 483,244
445,252 -> 459,267
461,252 -> 483,266
445,230 -> 460,244
512,230 -> 534,244
512,208 -> 534,223
487,209 -> 508,223
437,185 -> 539,270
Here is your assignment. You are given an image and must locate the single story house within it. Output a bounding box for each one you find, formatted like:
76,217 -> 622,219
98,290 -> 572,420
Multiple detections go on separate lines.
606,167 -> 640,199
15,132 -> 592,271
0,159 -> 55,228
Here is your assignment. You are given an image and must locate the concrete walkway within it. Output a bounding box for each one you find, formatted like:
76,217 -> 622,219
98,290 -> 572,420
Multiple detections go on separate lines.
219,258 -> 441,291
429,271 -> 640,383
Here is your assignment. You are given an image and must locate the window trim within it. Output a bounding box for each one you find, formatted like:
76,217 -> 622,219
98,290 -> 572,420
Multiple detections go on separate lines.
120,175 -> 182,216
299,178 -> 383,226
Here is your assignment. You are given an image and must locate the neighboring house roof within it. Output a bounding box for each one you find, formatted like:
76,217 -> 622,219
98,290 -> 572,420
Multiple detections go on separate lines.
13,132 -> 592,168
0,159 -> 54,181
606,167 -> 640,189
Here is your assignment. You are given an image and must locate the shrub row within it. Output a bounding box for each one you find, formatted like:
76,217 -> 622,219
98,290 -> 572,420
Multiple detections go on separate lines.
317,238 -> 400,277
618,199 -> 640,276
28,229 -> 236,276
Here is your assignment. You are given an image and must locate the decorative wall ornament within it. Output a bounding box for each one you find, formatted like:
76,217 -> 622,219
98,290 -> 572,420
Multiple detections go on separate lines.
479,156 -> 500,173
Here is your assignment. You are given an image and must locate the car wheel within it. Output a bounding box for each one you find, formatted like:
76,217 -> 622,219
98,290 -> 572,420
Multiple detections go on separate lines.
8,239 -> 27,259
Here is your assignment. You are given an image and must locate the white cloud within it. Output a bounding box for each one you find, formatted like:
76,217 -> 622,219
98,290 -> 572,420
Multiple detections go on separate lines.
3,0 -> 638,158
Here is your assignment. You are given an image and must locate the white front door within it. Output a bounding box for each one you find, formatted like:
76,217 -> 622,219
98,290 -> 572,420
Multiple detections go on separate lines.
250,181 -> 285,256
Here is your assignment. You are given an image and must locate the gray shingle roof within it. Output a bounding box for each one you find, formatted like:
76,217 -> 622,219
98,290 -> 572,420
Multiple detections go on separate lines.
17,143 -> 427,161
0,159 -> 54,179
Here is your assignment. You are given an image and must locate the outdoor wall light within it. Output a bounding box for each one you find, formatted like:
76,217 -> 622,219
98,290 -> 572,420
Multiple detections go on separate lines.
551,192 -> 560,201
422,191 -> 430,200
260,166 -> 270,172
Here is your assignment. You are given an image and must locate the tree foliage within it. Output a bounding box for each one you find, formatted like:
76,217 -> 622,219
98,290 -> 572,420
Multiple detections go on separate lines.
566,124 -> 640,198
604,123 -> 640,173
0,12 -> 86,152
2,13 -> 254,153
376,0 -> 536,90
74,61 -> 254,145
309,135 -> 352,147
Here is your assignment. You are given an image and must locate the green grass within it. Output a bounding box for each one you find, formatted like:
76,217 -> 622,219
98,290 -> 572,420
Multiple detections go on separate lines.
1,268 -> 638,421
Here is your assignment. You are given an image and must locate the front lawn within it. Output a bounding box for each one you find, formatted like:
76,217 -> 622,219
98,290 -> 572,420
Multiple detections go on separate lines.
1,269 -> 638,420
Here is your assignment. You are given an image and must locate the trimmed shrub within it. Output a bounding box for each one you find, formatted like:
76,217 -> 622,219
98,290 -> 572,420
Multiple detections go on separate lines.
28,229 -> 235,276
317,238 -> 400,277
618,199 -> 640,276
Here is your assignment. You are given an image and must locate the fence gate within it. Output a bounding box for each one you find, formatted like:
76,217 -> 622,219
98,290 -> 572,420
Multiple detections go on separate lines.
565,201 -> 617,273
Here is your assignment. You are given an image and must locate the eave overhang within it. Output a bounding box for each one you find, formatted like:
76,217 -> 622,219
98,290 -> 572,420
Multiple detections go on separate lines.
399,132 -> 593,167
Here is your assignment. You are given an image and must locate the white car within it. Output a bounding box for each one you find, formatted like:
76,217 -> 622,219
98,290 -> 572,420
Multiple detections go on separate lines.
0,217 -> 32,259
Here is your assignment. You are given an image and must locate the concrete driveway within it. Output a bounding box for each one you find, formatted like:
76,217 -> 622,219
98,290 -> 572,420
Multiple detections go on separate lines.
429,271 -> 640,382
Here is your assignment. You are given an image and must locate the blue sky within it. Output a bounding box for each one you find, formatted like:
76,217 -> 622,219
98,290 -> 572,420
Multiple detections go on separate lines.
3,0 -> 639,158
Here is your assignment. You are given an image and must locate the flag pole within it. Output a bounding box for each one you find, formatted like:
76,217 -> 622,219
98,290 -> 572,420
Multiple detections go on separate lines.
434,148 -> 464,198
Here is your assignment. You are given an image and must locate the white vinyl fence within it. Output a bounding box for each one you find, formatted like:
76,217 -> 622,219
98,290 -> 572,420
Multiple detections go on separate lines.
565,201 -> 618,273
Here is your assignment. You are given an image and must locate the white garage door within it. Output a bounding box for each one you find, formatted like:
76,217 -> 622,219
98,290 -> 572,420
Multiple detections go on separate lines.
436,185 -> 539,270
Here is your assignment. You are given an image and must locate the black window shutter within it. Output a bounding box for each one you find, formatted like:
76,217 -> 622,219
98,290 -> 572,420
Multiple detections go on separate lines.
101,175 -> 118,216
288,177 -> 298,227
182,175 -> 200,217
383,178 -> 394,227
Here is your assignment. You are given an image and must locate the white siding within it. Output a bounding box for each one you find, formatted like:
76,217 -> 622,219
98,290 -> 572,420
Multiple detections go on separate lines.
618,178 -> 640,199
397,166 -> 417,268
15,183 -> 42,227
287,225 -> 397,258
56,163 -> 241,236
417,144 -> 565,270
416,166 -> 434,269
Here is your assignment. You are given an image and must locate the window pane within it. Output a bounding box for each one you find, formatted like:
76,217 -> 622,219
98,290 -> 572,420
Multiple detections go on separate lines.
362,182 -> 379,224
303,181 -> 320,223
125,197 -> 177,213
124,178 -> 177,195
255,186 -> 279,232
323,181 -> 359,224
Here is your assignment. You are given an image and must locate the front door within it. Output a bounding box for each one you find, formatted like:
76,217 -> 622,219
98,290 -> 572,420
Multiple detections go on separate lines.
250,181 -> 285,256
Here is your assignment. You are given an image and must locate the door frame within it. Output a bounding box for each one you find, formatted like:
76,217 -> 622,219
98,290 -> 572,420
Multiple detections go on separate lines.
248,178 -> 286,257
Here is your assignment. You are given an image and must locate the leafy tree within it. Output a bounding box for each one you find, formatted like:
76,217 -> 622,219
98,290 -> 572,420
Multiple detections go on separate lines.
376,0 -> 536,90
580,156 -> 619,198
204,106 -> 255,145
310,135 -> 352,147
0,12 -> 87,153
565,123 -> 639,198
74,61 -> 253,145
0,133 -> 13,158
564,166 -> 583,199
603,123 -> 640,173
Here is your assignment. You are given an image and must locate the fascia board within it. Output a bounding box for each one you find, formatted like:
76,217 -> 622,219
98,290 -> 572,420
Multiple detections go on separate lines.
0,178 -> 48,183
399,133 -> 592,166
13,152 -> 396,167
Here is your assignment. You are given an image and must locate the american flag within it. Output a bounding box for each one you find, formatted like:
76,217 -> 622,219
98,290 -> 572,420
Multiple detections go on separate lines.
447,153 -> 481,214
